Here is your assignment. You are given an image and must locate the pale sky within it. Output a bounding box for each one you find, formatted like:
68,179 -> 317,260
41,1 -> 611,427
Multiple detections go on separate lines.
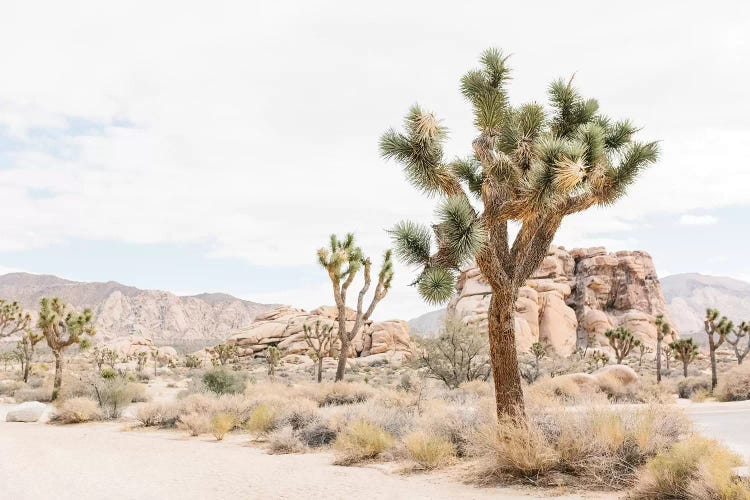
0,1 -> 748,320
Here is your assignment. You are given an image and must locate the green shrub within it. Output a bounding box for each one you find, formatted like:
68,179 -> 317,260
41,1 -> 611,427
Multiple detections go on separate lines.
100,367 -> 117,379
211,412 -> 235,440
245,404 -> 278,437
92,376 -> 140,419
202,368 -> 245,395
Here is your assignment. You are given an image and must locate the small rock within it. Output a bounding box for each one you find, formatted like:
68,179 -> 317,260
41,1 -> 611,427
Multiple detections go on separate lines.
6,401 -> 48,422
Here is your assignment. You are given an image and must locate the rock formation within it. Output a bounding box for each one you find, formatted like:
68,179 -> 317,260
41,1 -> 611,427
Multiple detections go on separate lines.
448,246 -> 673,356
102,336 -> 179,365
0,273 -> 276,343
225,305 -> 413,361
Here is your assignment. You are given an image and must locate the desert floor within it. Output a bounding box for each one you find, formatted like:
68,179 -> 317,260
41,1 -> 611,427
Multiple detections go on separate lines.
2,400 -> 748,500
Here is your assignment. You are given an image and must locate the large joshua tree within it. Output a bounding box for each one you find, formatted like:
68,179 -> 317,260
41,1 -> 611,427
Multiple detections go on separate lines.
704,308 -> 733,390
37,297 -> 96,400
318,233 -> 393,381
381,49 -> 658,419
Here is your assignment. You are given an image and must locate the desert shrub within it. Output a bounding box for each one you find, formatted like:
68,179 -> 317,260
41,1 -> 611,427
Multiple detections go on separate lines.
100,367 -> 117,379
298,422 -> 337,448
92,376 -> 141,419
677,376 -> 712,399
715,363 -> 750,402
279,399 -> 321,430
53,397 -> 102,424
58,376 -> 95,401
414,320 -> 491,389
215,394 -> 254,427
179,412 -> 211,436
178,393 -> 217,415
136,402 -> 179,427
14,386 -> 52,402
211,412 -> 235,440
416,401 -> 491,457
315,382 -> 373,406
333,420 -> 394,465
245,404 -> 279,437
632,435 -> 749,499
0,379 -> 24,396
690,388 -> 711,403
403,432 -> 455,469
469,405 -> 691,488
267,426 -> 306,454
202,368 -> 245,395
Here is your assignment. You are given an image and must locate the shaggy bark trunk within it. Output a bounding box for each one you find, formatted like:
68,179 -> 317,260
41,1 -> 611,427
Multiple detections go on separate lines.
682,360 -> 688,378
709,345 -> 718,390
334,302 -> 349,382
22,357 -> 30,383
487,288 -> 525,421
317,357 -> 323,383
656,337 -> 662,383
51,350 -> 63,401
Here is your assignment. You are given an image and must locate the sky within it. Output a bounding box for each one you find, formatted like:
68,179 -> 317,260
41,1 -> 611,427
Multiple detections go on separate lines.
0,1 -> 748,320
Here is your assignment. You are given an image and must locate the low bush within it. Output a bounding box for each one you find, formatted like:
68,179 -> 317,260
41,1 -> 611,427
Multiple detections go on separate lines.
333,420 -> 394,465
0,379 -> 24,396
179,412 -> 211,436
403,432 -> 455,469
267,426 -> 306,454
677,377 -> 712,399
245,404 -> 279,437
298,422 -> 337,448
92,377 -> 141,419
317,383 -> 373,406
136,402 -> 179,427
715,364 -> 750,402
53,397 -> 102,424
632,435 -> 750,499
202,368 -> 245,395
14,386 -> 52,402
211,412 -> 235,440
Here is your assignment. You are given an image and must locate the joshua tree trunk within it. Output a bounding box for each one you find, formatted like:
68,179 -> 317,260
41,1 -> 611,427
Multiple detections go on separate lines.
656,336 -> 662,383
52,350 -> 63,401
682,359 -> 688,378
334,302 -> 349,382
317,357 -> 324,383
709,346 -> 718,389
22,355 -> 30,383
487,289 -> 524,421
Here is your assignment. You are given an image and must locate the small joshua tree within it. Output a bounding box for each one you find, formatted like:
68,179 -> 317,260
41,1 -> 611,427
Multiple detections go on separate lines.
134,351 -> 148,373
266,346 -> 281,377
317,233 -> 393,381
604,327 -> 641,364
185,353 -> 202,369
662,345 -> 673,371
591,351 -> 610,369
381,49 -> 658,419
0,299 -> 32,338
303,320 -> 336,383
37,297 -> 96,400
637,344 -> 653,368
670,338 -> 700,378
213,343 -> 238,366
529,342 -> 548,381
14,330 -> 43,382
727,321 -> 750,365
654,315 -> 673,383
705,308 -> 733,389
151,349 -> 161,377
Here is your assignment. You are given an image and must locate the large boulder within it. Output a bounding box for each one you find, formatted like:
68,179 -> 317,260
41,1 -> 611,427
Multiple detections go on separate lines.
6,401 -> 48,422
447,245 -> 675,356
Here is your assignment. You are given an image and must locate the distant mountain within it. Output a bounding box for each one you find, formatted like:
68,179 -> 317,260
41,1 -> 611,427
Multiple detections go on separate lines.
662,273 -> 750,334
408,309 -> 445,337
0,273 -> 277,344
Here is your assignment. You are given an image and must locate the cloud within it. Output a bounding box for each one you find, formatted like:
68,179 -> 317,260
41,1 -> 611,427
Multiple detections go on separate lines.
679,214 -> 719,226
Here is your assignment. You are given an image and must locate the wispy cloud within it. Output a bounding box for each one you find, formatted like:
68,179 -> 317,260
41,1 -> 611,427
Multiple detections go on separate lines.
679,214 -> 719,226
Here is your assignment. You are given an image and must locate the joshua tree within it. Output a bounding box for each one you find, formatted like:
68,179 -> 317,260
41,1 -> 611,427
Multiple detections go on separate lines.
317,233 -> 393,381
604,327 -> 641,364
37,297 -> 96,400
213,343 -> 238,366
13,329 -> 43,382
265,346 -> 281,377
727,321 -> 750,365
529,341 -> 548,380
654,315 -> 673,383
705,308 -> 733,389
150,349 -> 161,376
637,344 -> 653,368
670,338 -> 700,377
185,354 -> 203,368
662,345 -> 673,371
303,320 -> 336,383
591,351 -> 610,369
381,49 -> 658,419
0,299 -> 32,338
134,351 -> 149,373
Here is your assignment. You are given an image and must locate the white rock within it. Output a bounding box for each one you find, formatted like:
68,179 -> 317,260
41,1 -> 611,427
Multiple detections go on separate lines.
6,401 -> 48,422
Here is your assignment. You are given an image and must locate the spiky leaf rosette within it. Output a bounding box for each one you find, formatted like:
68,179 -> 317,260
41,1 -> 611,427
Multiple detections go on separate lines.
388,221 -> 432,266
418,267 -> 455,305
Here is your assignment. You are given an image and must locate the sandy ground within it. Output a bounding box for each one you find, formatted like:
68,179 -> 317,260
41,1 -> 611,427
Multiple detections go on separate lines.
0,414 -> 616,500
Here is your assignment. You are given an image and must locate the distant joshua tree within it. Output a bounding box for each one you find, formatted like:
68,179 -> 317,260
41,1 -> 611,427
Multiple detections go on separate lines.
529,342 -> 548,380
727,321 -> 750,365
317,233 -> 393,381
14,330 -> 44,382
303,320 -> 336,383
213,343 -> 238,366
381,48 -> 658,419
670,338 -> 700,378
662,345 -> 673,371
704,308 -> 733,389
604,327 -> 641,364
654,315 -> 673,383
637,344 -> 653,368
265,346 -> 281,377
0,299 -> 31,339
37,297 -> 96,400
134,351 -> 148,373
591,351 -> 610,369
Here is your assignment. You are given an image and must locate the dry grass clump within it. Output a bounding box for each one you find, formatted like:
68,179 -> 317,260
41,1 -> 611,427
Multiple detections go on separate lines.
715,363 -> 750,402
267,426 -> 306,454
333,420 -> 394,465
53,397 -> 102,424
415,399 -> 493,457
136,402 -> 179,427
632,435 -> 749,499
13,386 -> 52,402
211,412 -> 236,440
301,382 -> 374,407
677,376 -> 712,399
690,388 -> 712,403
244,404 -> 279,438
469,405 -> 691,489
178,412 -> 211,436
403,432 -> 455,469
